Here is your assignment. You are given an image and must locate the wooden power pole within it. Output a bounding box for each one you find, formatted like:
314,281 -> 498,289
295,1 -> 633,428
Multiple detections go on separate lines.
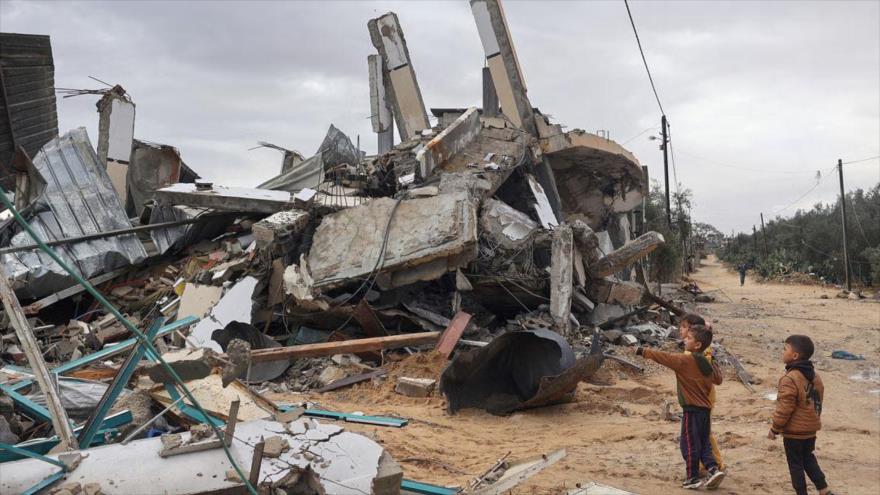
760,213 -> 769,256
837,159 -> 852,291
661,115 -> 671,228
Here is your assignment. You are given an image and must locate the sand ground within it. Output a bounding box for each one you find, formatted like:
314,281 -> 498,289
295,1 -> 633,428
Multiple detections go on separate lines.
274,255 -> 880,494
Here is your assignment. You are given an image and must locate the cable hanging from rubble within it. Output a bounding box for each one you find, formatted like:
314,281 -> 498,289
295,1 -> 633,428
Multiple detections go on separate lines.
0,191 -> 260,495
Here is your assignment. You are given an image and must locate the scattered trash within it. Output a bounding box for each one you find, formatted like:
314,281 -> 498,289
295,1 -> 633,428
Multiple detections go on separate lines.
831,350 -> 865,360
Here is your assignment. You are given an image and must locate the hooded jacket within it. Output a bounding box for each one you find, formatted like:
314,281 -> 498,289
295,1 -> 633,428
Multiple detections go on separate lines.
638,348 -> 722,411
772,360 -> 824,439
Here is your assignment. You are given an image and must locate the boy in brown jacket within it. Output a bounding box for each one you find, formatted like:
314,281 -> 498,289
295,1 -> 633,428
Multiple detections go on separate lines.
768,335 -> 834,495
680,314 -> 726,474
635,325 -> 726,489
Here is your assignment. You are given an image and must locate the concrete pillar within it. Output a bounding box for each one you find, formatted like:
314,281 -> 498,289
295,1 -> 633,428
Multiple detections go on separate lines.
368,12 -> 430,142
482,66 -> 499,117
470,0 -> 535,135
97,86 -> 135,202
368,54 -> 394,154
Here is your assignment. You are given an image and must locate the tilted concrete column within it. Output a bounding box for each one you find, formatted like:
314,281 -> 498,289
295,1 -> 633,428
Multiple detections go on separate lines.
368,54 -> 394,153
470,0 -> 535,135
96,86 -> 135,202
368,12 -> 430,142
471,0 -> 564,221
482,66 -> 499,117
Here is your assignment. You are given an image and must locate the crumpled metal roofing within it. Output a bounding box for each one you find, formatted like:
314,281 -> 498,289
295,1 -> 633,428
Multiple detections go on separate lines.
0,127 -> 147,299
258,124 -> 362,192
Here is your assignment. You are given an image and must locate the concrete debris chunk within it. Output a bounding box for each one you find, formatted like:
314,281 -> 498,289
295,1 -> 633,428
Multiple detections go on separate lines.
307,192 -> 478,290
395,377 -> 436,397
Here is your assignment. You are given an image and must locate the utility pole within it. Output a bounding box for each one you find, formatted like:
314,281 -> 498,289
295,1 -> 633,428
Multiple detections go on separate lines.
753,225 -> 758,253
837,158 -> 852,291
760,213 -> 769,256
661,115 -> 671,228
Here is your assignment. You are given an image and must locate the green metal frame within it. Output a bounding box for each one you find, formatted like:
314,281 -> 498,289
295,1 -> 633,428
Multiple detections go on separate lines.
401,479 -> 460,494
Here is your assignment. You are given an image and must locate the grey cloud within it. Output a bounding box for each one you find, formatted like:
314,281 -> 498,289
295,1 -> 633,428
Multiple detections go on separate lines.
1,0 -> 876,233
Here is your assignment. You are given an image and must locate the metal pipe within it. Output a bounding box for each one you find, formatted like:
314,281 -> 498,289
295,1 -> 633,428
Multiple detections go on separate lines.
0,216 -> 216,256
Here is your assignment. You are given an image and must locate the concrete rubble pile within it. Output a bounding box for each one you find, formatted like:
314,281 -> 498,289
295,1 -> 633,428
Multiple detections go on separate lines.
0,2 -> 712,494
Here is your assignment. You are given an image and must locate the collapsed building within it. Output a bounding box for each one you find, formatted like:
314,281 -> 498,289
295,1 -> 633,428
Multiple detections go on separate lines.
0,2 -> 740,494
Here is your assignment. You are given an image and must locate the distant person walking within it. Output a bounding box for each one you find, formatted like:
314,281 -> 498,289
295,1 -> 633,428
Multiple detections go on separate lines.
737,263 -> 748,286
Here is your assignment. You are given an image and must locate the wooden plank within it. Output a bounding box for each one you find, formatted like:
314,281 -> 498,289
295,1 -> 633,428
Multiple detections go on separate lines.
435,311 -> 471,358
0,272 -> 77,449
250,332 -> 441,363
316,369 -> 387,393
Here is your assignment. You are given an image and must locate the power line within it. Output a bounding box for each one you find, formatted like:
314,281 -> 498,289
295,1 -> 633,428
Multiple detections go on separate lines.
848,196 -> 871,244
622,126 -> 659,145
771,167 -> 836,215
675,148 -> 829,175
842,155 -> 880,165
623,0 -> 666,116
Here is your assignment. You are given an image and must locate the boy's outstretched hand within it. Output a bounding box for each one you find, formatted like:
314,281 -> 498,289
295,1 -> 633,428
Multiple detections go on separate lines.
767,430 -> 777,440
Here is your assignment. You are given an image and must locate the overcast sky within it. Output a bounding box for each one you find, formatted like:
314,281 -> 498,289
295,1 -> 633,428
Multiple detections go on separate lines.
1,0 -> 878,233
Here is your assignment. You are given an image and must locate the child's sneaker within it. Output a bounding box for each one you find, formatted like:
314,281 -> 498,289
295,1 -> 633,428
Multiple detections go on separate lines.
704,467 -> 726,490
682,477 -> 704,489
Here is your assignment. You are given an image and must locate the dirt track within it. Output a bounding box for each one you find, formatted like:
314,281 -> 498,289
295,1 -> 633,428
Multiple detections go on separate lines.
277,256 -> 880,494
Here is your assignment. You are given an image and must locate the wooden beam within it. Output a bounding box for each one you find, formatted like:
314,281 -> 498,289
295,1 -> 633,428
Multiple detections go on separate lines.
588,231 -> 664,279
249,332 -> 441,363
0,273 -> 77,450
435,311 -> 471,358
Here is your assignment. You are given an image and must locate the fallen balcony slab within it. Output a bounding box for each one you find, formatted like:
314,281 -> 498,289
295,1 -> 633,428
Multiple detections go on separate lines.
155,183 -> 295,214
0,418 -> 402,495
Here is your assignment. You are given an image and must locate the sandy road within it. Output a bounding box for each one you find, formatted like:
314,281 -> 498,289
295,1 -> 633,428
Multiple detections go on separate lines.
277,255 -> 880,494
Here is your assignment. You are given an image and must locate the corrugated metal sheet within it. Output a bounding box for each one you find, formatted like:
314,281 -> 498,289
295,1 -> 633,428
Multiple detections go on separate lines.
0,33 -> 59,192
0,128 -> 147,299
259,124 -> 361,192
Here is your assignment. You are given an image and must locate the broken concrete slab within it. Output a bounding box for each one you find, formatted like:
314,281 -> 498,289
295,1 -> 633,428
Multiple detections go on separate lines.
177,283 -> 223,321
472,449 -> 567,495
155,183 -> 295,214
187,276 -> 258,352
587,277 -> 645,306
527,174 -> 559,228
252,209 -> 310,250
0,418 -> 401,495
480,198 -> 539,249
416,106 -> 481,179
308,192 -> 478,290
537,124 -> 646,227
